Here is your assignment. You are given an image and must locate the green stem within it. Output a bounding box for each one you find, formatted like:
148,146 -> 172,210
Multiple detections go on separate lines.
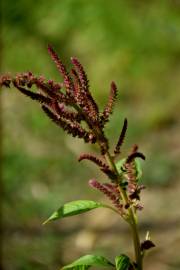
104,151 -> 143,270
129,207 -> 142,270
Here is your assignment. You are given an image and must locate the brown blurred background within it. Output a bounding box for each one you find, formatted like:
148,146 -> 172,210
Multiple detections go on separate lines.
1,1 -> 180,270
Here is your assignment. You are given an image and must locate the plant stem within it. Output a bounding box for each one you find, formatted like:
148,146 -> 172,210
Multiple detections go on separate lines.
104,151 -> 143,270
127,203 -> 142,270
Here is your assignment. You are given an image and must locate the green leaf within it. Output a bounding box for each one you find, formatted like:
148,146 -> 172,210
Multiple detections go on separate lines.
115,255 -> 130,270
61,254 -> 114,270
115,158 -> 126,176
43,200 -> 106,224
134,159 -> 142,180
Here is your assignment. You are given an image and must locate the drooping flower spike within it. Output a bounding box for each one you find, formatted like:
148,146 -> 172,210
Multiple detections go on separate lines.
78,153 -> 117,180
89,179 -> 123,214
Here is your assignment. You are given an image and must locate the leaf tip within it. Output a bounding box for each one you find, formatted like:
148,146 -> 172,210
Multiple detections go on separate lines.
42,219 -> 50,225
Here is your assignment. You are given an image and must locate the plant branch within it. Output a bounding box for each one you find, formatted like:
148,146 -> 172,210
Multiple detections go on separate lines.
104,150 -> 143,270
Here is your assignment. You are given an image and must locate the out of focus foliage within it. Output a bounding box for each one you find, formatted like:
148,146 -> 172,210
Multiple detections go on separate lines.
2,1 -> 180,270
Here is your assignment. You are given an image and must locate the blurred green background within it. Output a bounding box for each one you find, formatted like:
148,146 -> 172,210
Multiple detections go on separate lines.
1,1 -> 180,270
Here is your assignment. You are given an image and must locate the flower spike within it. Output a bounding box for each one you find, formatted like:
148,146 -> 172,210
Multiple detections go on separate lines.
52,101 -> 84,123
47,45 -> 74,95
114,118 -> 128,155
126,152 -> 146,164
100,81 -> 118,126
71,57 -> 99,122
78,153 -> 108,168
89,179 -> 123,214
13,81 -> 51,105
71,57 -> 89,92
42,105 -> 96,143
78,154 -> 116,181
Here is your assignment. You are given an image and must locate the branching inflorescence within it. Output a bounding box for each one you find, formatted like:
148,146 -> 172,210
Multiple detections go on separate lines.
0,45 -> 155,270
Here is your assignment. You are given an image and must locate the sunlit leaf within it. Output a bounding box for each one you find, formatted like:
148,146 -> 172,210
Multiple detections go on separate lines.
43,200 -> 107,224
61,254 -> 114,270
